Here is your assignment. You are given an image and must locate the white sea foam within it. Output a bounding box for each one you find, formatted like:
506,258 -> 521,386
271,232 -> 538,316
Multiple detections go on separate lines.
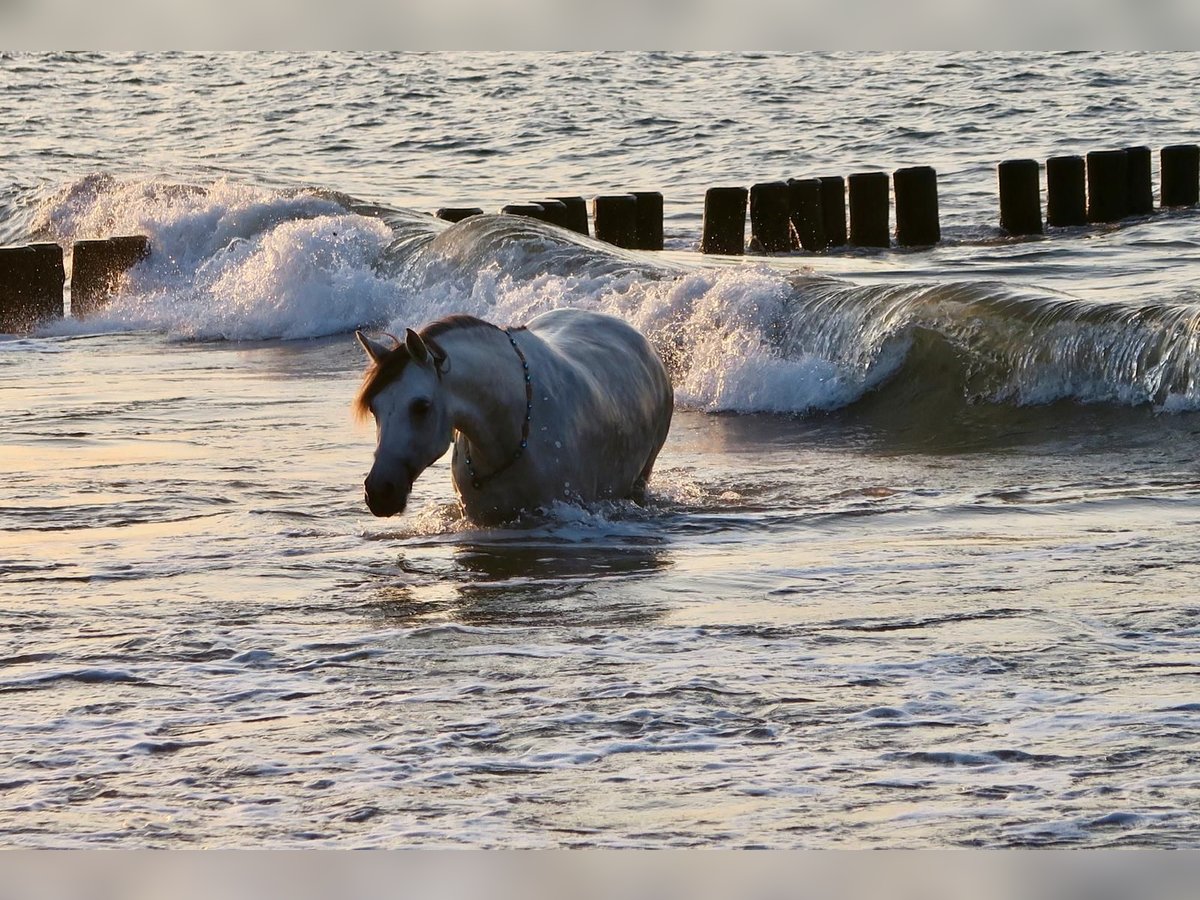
616,268 -> 877,414
392,255 -> 888,415
31,176 -> 1200,415
32,177 -> 887,415
38,177 -> 402,342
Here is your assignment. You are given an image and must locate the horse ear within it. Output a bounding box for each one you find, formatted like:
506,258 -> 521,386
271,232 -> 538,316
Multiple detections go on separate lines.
404,328 -> 431,365
356,330 -> 393,364
427,337 -> 451,375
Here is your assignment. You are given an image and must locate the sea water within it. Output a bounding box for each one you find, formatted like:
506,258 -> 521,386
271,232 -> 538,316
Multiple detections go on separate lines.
2,51 -> 1200,847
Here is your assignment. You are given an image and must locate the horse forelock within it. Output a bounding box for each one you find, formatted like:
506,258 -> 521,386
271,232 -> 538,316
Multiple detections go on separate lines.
352,315 -> 498,421
353,333 -> 407,421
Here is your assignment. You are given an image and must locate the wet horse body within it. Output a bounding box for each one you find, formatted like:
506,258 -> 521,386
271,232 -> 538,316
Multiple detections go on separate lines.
356,308 -> 673,524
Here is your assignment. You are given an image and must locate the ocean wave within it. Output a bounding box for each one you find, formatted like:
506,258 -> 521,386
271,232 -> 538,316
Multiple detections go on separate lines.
25,174 -> 1200,416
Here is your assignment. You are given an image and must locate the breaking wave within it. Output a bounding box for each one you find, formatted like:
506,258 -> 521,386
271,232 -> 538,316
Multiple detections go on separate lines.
19,174 -> 1200,415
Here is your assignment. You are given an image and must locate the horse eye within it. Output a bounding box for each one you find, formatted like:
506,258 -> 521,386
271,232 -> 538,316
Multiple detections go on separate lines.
410,398 -> 432,418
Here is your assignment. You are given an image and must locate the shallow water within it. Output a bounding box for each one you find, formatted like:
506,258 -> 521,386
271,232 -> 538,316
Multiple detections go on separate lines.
5,331 -> 1200,847
3,51 -> 1200,847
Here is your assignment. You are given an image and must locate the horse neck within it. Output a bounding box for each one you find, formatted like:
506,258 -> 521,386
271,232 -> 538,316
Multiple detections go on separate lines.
440,325 -> 529,470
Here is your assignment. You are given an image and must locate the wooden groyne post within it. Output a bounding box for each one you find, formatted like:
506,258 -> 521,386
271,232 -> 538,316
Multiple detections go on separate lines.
0,243 -> 65,332
1124,146 -> 1154,216
1086,149 -> 1129,223
1046,155 -> 1087,227
500,203 -> 546,219
998,159 -> 1043,235
71,236 -> 150,318
631,191 -> 664,251
592,194 -> 639,249
534,199 -> 571,230
435,207 -> 483,223
552,196 -> 590,236
1160,144 -> 1200,207
749,181 -> 792,253
818,177 -> 847,247
848,172 -> 890,248
893,166 -> 940,247
701,187 -> 748,255
787,178 -> 827,252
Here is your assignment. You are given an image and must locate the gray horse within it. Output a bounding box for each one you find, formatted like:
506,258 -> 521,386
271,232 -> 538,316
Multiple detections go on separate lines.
355,308 -> 673,525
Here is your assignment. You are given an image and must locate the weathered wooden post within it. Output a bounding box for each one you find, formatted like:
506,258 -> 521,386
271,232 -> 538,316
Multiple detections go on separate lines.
1124,145 -> 1154,216
848,172 -> 890,248
435,207 -> 483,223
787,178 -> 827,252
1086,149 -> 1129,223
701,187 -> 748,255
552,196 -> 590,236
534,199 -> 570,229
1046,155 -> 1087,227
998,159 -> 1043,235
1160,144 -> 1200,207
818,176 -> 847,248
893,165 -> 940,247
71,236 -> 149,318
748,181 -> 792,253
592,194 -> 639,248
500,203 -> 546,219
631,191 -> 664,250
0,243 -> 65,332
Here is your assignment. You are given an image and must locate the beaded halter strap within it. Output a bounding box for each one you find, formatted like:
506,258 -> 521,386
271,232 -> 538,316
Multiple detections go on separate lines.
464,327 -> 533,491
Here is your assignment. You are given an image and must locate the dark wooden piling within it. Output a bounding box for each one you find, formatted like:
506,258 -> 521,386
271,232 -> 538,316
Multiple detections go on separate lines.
631,191 -> 664,250
1124,145 -> 1154,216
1160,144 -> 1200,207
1046,155 -> 1087,227
500,203 -> 546,219
534,199 -> 571,230
893,165 -> 940,247
998,159 -> 1043,235
749,181 -> 792,253
701,187 -> 748,255
0,243 -> 65,332
848,172 -> 890,248
435,207 -> 483,223
787,178 -> 827,252
71,236 -> 149,318
592,194 -> 639,248
818,177 -> 847,248
1086,149 -> 1129,223
551,196 -> 590,236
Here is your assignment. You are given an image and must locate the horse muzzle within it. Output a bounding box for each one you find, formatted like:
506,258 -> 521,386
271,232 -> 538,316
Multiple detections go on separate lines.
363,469 -> 414,517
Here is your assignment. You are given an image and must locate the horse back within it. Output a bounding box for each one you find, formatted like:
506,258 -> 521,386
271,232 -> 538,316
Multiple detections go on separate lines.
524,308 -> 672,483
526,309 -> 672,419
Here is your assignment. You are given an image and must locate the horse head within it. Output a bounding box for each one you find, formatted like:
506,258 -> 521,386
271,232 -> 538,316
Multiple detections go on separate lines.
354,328 -> 452,517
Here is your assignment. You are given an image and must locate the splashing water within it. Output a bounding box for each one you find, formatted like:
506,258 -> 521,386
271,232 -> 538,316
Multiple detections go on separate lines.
19,174 -> 1200,415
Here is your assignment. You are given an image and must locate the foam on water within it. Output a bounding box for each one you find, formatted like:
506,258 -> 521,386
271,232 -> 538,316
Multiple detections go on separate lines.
397,243 -> 874,415
391,218 -> 1200,415
33,177 -> 403,342
24,174 -> 1200,417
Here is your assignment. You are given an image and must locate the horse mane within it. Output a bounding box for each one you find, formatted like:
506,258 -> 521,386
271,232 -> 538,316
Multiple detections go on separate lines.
352,314 -> 497,421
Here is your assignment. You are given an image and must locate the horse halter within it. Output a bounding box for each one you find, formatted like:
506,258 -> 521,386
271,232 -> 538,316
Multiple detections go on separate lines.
464,328 -> 533,491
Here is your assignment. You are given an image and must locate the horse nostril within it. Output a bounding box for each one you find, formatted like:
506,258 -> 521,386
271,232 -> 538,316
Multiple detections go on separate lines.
363,474 -> 407,517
